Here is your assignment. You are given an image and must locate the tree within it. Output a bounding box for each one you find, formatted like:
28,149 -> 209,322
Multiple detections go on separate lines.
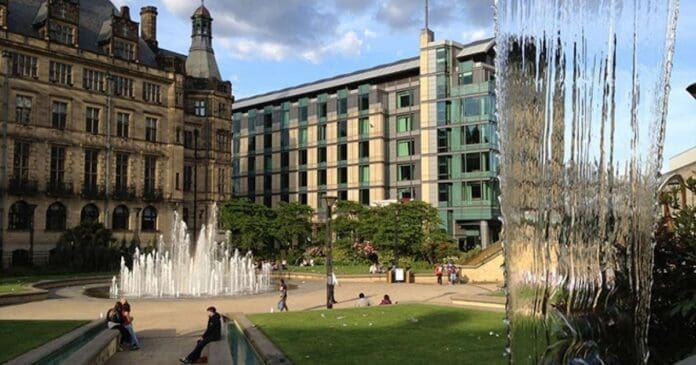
332,200 -> 367,247
51,221 -> 118,271
273,201 -> 314,255
219,199 -> 275,256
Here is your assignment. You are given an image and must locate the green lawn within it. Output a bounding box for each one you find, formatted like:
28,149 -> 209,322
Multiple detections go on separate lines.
0,320 -> 87,363
248,304 -> 507,365
0,272 -> 115,295
286,263 -> 433,275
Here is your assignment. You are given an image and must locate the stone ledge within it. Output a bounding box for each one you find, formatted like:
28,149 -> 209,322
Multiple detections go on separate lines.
230,313 -> 293,365
62,327 -> 120,365
0,275 -> 113,307
0,289 -> 49,307
208,316 -> 234,365
6,319 -> 105,365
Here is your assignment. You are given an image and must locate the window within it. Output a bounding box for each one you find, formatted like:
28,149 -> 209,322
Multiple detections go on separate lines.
143,82 -> 161,103
437,101 -> 451,126
264,175 -> 272,190
438,183 -> 451,203
84,149 -> 98,191
141,206 -> 157,231
50,146 -> 65,186
397,164 -> 414,181
247,176 -> 256,197
464,125 -> 481,144
359,189 -> 370,205
436,74 -> 449,99
264,133 -> 272,149
338,190 -> 348,201
83,69 -> 106,92
298,149 -> 308,165
51,101 -> 68,130
233,138 -> 240,154
219,103 -> 228,119
194,100 -> 206,116
281,131 -> 289,148
264,113 -> 272,129
217,131 -> 230,151
463,152 -> 489,173
359,141 -> 369,159
337,97 -> 348,115
437,129 -> 450,152
318,102 -> 327,118
112,205 -> 129,230
49,61 -> 72,85
113,76 -> 134,97
115,153 -> 129,190
184,165 -> 193,191
459,71 -> 473,85
247,156 -> 255,173
85,107 -> 99,134
470,182 -> 482,200
281,152 -> 289,168
299,171 -> 307,187
114,40 -> 136,61
8,201 -> 31,230
338,167 -> 348,184
397,90 -> 413,108
144,156 -> 156,193
359,165 -> 369,183
13,141 -> 30,182
397,115 -> 412,133
397,139 -> 415,157
299,193 -> 307,205
318,147 -> 327,163
338,120 -> 348,139
398,188 -> 414,200
299,128 -> 308,146
49,23 -> 75,45
318,124 -> 327,142
175,172 -> 180,190
318,169 -> 327,186
436,48 -> 448,73
15,95 -> 32,124
247,135 -> 255,152
338,144 -> 348,161
145,117 -> 157,142
299,105 -> 308,122
463,97 -> 481,117
10,53 -> 38,78
264,155 -> 272,171
46,202 -> 66,231
81,204 -> 99,224
216,168 -> 226,194
116,112 -> 129,138
359,118 -> 369,136
359,93 -> 369,112
438,156 -> 450,179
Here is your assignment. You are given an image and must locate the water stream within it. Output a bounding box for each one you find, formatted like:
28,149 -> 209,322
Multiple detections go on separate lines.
495,0 -> 679,363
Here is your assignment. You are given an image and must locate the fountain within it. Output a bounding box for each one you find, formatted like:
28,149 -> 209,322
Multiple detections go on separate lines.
495,0 -> 679,363
110,207 -> 271,298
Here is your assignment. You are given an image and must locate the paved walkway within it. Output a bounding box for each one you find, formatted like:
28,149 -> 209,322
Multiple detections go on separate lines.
0,280 -> 494,365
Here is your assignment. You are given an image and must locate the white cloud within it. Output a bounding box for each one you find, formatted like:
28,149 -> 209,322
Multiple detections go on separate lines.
302,31 -> 364,64
363,28 -> 378,38
461,29 -> 490,43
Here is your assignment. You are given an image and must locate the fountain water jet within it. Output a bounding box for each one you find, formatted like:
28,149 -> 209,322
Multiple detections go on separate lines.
495,0 -> 679,363
111,206 -> 271,298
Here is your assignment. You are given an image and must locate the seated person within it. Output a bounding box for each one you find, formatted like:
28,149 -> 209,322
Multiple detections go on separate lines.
380,294 -> 392,305
355,293 -> 371,307
369,263 -> 378,274
180,306 -> 222,364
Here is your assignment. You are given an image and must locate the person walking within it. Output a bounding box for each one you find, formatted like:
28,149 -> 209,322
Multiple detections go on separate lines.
435,264 -> 443,285
180,306 -> 222,364
120,298 -> 140,350
278,279 -> 289,312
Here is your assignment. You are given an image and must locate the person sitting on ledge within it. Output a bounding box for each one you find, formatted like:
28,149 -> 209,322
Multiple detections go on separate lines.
356,292 -> 371,307
180,306 -> 222,364
380,294 -> 392,305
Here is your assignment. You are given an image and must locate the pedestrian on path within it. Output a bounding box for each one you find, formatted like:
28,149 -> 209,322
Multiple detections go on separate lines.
435,264 -> 443,285
278,279 -> 289,311
180,306 -> 222,364
120,297 -> 140,350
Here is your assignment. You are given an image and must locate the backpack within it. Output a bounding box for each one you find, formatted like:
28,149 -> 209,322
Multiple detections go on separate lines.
108,309 -> 122,323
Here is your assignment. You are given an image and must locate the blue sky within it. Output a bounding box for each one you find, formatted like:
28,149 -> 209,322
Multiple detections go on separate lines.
116,0 -> 694,168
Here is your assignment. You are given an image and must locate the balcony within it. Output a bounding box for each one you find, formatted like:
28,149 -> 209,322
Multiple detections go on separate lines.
81,185 -> 106,200
112,185 -> 137,201
46,181 -> 74,198
7,178 -> 39,196
142,188 -> 164,203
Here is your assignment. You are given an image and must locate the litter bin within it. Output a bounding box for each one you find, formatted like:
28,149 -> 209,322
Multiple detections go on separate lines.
407,271 -> 415,283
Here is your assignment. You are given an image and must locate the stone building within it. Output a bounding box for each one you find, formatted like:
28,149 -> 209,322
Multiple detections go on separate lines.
0,0 -> 233,267
232,28 -> 500,250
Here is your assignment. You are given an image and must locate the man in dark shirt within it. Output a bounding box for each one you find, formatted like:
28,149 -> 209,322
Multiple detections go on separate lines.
180,306 -> 222,364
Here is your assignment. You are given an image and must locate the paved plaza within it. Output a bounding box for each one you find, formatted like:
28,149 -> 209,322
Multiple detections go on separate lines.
0,280 -> 497,365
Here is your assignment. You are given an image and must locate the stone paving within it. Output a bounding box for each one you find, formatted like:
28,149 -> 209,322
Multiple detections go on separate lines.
0,279 -> 497,365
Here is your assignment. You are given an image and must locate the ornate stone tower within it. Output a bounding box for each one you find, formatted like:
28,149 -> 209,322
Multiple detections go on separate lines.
185,3 -> 221,80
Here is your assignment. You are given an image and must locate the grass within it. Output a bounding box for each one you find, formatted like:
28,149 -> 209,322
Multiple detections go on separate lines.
286,263 -> 433,275
0,271 -> 115,295
248,304 -> 507,365
0,320 -> 87,363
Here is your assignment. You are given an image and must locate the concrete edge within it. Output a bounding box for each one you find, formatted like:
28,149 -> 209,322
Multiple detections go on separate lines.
62,327 -> 120,365
208,316 -> 233,365
230,313 -> 293,365
6,319 -> 105,365
0,276 -> 113,307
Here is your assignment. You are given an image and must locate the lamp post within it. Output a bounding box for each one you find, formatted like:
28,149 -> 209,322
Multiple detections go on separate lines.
323,195 -> 337,309
193,129 -> 199,240
0,50 -> 10,271
27,203 -> 37,266
688,83 -> 696,100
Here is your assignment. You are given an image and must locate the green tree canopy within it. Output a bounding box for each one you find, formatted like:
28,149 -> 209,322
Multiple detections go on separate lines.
219,199 -> 275,256
272,201 -> 314,254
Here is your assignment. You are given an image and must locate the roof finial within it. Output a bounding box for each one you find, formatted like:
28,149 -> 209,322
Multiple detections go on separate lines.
425,0 -> 429,30
201,0 -> 205,6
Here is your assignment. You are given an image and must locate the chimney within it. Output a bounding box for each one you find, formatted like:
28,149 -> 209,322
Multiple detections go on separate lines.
120,6 -> 130,20
140,6 -> 158,49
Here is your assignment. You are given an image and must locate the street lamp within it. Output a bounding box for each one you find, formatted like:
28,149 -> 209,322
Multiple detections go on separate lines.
323,195 -> 338,309
27,203 -> 37,265
687,83 -> 696,100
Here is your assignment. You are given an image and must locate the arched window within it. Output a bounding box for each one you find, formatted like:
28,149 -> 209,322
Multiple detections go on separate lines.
113,205 -> 129,230
80,204 -> 99,224
141,206 -> 157,231
46,202 -> 66,231
8,201 -> 31,230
